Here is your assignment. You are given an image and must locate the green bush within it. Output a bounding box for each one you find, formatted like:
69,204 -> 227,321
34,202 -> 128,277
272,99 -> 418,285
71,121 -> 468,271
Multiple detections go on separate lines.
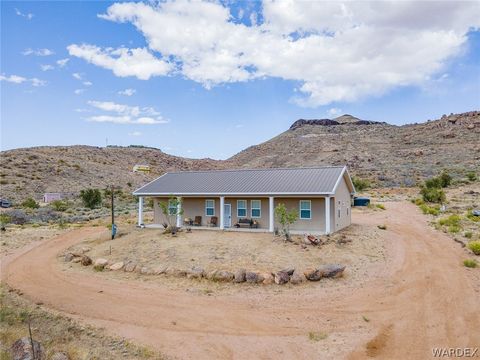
0,213 -> 11,226
424,177 -> 442,189
419,204 -> 440,216
420,186 -> 445,203
466,211 -> 480,223
467,241 -> 480,255
79,189 -> 102,209
438,214 -> 461,227
21,197 -> 39,209
439,171 -> 452,187
414,198 -> 424,206
448,225 -> 461,233
464,231 -> 473,239
463,259 -> 477,268
50,200 -> 68,212
352,177 -> 370,191
375,204 -> 386,210
466,172 -> 477,182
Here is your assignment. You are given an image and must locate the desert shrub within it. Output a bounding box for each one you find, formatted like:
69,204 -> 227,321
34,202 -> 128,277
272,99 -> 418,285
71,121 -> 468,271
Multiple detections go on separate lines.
21,197 -> 39,209
51,200 -> 69,212
127,182 -> 132,187
0,180 -> 7,185
375,204 -> 386,210
448,225 -> 461,233
80,189 -> 102,209
464,231 -> 473,239
420,186 -> 445,203
424,177 -> 442,189
352,177 -> 370,191
0,213 -> 11,226
438,214 -> 461,227
468,241 -> 480,255
419,204 -> 440,216
466,211 -> 480,223
414,198 -> 424,206
466,171 -> 477,182
275,203 -> 298,241
308,331 -> 328,341
463,259 -> 477,268
5,210 -> 30,225
439,171 -> 452,187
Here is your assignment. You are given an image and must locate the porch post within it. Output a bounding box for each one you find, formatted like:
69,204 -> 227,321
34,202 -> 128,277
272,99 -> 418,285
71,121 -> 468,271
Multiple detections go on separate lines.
269,196 -> 274,232
137,196 -> 144,227
220,196 -> 225,230
325,196 -> 331,234
176,197 -> 182,228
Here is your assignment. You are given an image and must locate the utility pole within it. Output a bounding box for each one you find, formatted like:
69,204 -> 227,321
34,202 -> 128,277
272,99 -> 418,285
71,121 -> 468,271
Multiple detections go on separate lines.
110,185 -> 117,240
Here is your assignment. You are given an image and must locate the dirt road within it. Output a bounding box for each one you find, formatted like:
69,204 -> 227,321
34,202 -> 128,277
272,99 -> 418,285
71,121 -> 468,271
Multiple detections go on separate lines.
2,202 -> 479,359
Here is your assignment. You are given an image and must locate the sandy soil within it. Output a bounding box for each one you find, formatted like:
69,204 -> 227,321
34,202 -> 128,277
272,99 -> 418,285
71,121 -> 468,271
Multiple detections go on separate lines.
2,201 -> 479,359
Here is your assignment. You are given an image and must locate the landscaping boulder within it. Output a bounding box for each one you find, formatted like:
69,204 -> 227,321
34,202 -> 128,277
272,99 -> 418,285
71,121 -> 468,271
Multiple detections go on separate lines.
274,271 -> 290,285
140,267 -> 153,275
72,257 -> 81,263
289,270 -> 306,284
318,264 -> 346,278
81,247 -> 91,253
108,262 -> 124,271
212,270 -> 234,282
64,253 -> 74,262
80,255 -> 92,266
152,265 -> 168,275
245,272 -> 259,284
233,269 -> 246,283
11,337 -> 45,360
304,268 -> 323,281
280,267 -> 295,276
93,258 -> 108,271
124,262 -> 137,272
261,273 -> 274,285
187,266 -> 205,279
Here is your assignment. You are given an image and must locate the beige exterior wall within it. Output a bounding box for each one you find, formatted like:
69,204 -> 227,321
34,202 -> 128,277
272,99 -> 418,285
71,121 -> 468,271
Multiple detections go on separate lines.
274,197 -> 326,233
332,176 -> 353,231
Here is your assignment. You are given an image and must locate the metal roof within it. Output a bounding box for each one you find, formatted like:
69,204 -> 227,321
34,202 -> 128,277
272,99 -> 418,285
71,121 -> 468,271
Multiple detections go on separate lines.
133,166 -> 353,196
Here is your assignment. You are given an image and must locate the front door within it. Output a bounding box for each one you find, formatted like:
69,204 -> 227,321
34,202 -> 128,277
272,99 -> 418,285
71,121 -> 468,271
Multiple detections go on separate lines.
224,204 -> 231,228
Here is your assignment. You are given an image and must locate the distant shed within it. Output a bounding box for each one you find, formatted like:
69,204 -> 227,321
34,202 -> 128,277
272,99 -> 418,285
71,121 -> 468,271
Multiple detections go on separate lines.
43,193 -> 63,203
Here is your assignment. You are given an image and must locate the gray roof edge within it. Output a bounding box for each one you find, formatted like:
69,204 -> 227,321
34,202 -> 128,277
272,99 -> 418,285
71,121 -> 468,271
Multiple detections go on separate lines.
156,165 -> 346,175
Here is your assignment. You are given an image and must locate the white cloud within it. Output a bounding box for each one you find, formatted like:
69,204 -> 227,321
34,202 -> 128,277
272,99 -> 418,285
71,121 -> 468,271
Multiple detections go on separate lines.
128,131 -> 142,136
327,108 -> 342,117
66,1 -> 480,106
83,81 -> 93,86
74,89 -> 85,95
67,44 -> 171,80
118,88 -> 136,96
22,48 -> 54,56
56,58 -> 69,67
40,64 -> 54,71
0,74 -> 27,84
72,72 -> 82,80
234,124 -> 244,128
1,73 -> 46,87
86,100 -> 167,125
15,8 -> 34,20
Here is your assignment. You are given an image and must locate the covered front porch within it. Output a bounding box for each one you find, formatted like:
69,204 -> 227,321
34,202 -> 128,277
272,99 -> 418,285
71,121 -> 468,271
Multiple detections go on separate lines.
136,195 -> 334,235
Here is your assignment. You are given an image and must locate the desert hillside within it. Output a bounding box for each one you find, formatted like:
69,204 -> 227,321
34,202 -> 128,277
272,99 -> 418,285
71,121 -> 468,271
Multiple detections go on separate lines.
227,111 -> 480,186
1,111 -> 479,202
0,145 -> 222,202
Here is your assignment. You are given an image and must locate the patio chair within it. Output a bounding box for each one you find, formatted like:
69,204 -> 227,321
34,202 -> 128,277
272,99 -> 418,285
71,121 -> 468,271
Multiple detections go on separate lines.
194,216 -> 202,226
209,216 -> 218,227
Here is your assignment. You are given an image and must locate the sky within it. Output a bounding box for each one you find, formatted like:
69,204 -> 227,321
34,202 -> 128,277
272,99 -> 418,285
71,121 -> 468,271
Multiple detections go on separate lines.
1,1 -> 479,159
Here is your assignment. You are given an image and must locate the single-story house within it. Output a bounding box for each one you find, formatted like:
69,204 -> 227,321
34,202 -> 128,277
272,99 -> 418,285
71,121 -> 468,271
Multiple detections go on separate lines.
133,166 -> 355,235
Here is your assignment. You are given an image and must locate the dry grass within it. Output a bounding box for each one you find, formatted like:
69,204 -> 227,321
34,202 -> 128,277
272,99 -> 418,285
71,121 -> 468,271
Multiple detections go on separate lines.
0,286 -> 166,360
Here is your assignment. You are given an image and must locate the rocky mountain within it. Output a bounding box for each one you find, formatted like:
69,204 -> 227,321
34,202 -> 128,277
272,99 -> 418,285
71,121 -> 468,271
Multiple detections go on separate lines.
0,146 -> 222,202
227,111 -> 480,186
1,111 -> 479,202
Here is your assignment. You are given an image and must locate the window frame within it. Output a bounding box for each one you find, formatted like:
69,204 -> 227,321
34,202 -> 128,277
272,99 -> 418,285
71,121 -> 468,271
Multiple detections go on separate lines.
299,200 -> 312,220
237,200 -> 247,218
205,199 -> 215,217
250,200 -> 261,218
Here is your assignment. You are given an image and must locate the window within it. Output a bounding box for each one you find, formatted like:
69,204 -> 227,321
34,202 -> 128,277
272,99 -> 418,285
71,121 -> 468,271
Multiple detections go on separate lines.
300,200 -> 311,219
168,199 -> 177,215
251,200 -> 261,218
205,199 -> 215,216
237,200 -> 247,217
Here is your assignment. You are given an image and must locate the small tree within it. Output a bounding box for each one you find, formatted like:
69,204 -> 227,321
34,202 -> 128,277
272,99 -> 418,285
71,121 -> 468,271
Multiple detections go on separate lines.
80,189 -> 102,209
439,170 -> 452,187
51,200 -> 68,212
159,196 -> 183,234
352,176 -> 370,192
420,186 -> 446,203
274,203 -> 298,242
21,197 -> 39,209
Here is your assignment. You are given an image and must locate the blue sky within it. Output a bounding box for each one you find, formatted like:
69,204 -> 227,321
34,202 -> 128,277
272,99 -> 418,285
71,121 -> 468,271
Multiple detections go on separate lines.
1,1 -> 479,159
